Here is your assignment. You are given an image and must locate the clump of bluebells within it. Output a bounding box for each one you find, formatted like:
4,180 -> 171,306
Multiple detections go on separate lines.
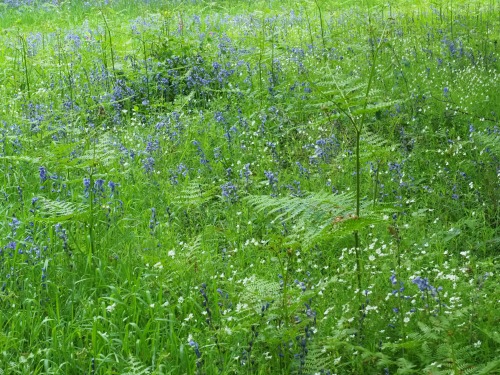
264,170 -> 278,196
83,178 -> 116,201
168,163 -> 189,185
386,273 -> 414,331
412,276 -> 444,315
192,140 -> 210,169
39,166 -> 48,186
221,181 -> 238,203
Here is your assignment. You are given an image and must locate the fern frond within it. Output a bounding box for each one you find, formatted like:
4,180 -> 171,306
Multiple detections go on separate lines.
78,140 -> 120,168
394,357 -> 418,374
0,155 -> 42,164
122,355 -> 152,375
303,344 -> 337,375
351,99 -> 402,117
31,134 -> 120,172
358,130 -> 397,164
35,196 -> 88,222
246,191 -> 384,249
247,191 -> 355,223
476,358 -> 500,375
415,321 -> 439,341
361,130 -> 390,148
172,182 -> 216,208
187,234 -> 202,253
239,275 -> 281,313
475,131 -> 500,157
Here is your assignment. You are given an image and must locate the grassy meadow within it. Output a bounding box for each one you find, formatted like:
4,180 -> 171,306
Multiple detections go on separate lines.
0,0 -> 499,373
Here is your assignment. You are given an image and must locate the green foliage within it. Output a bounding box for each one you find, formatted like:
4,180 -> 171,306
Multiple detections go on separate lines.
123,356 -> 152,375
34,196 -> 88,222
0,0 -> 498,374
380,308 -> 500,375
246,191 -> 386,248
172,182 -> 218,208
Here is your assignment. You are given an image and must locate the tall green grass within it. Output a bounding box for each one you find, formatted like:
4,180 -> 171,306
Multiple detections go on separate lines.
0,0 -> 498,373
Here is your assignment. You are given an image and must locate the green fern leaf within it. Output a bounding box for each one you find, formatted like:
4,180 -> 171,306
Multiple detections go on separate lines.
239,275 -> 281,313
172,182 -> 217,208
35,196 -> 88,222
475,131 -> 500,157
122,355 -> 152,375
0,155 -> 42,164
246,191 -> 384,249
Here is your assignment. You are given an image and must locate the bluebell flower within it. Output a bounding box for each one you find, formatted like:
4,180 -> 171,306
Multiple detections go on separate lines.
294,279 -> 306,292
221,182 -> 238,202
108,181 -> 116,194
412,276 -> 442,300
193,140 -> 210,168
145,139 -> 159,154
240,163 -> 251,184
214,111 -> 225,123
94,179 -> 105,191
296,161 -> 310,178
189,339 -> 202,358
265,170 -> 278,195
9,218 -> 21,235
412,276 -> 430,292
264,170 -> 278,185
39,166 -> 47,184
142,157 -> 155,174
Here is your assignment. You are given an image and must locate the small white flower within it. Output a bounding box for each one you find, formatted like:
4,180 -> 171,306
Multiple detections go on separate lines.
106,303 -> 116,313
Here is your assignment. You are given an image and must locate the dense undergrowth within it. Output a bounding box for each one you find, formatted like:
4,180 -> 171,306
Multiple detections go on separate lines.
0,0 -> 499,373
